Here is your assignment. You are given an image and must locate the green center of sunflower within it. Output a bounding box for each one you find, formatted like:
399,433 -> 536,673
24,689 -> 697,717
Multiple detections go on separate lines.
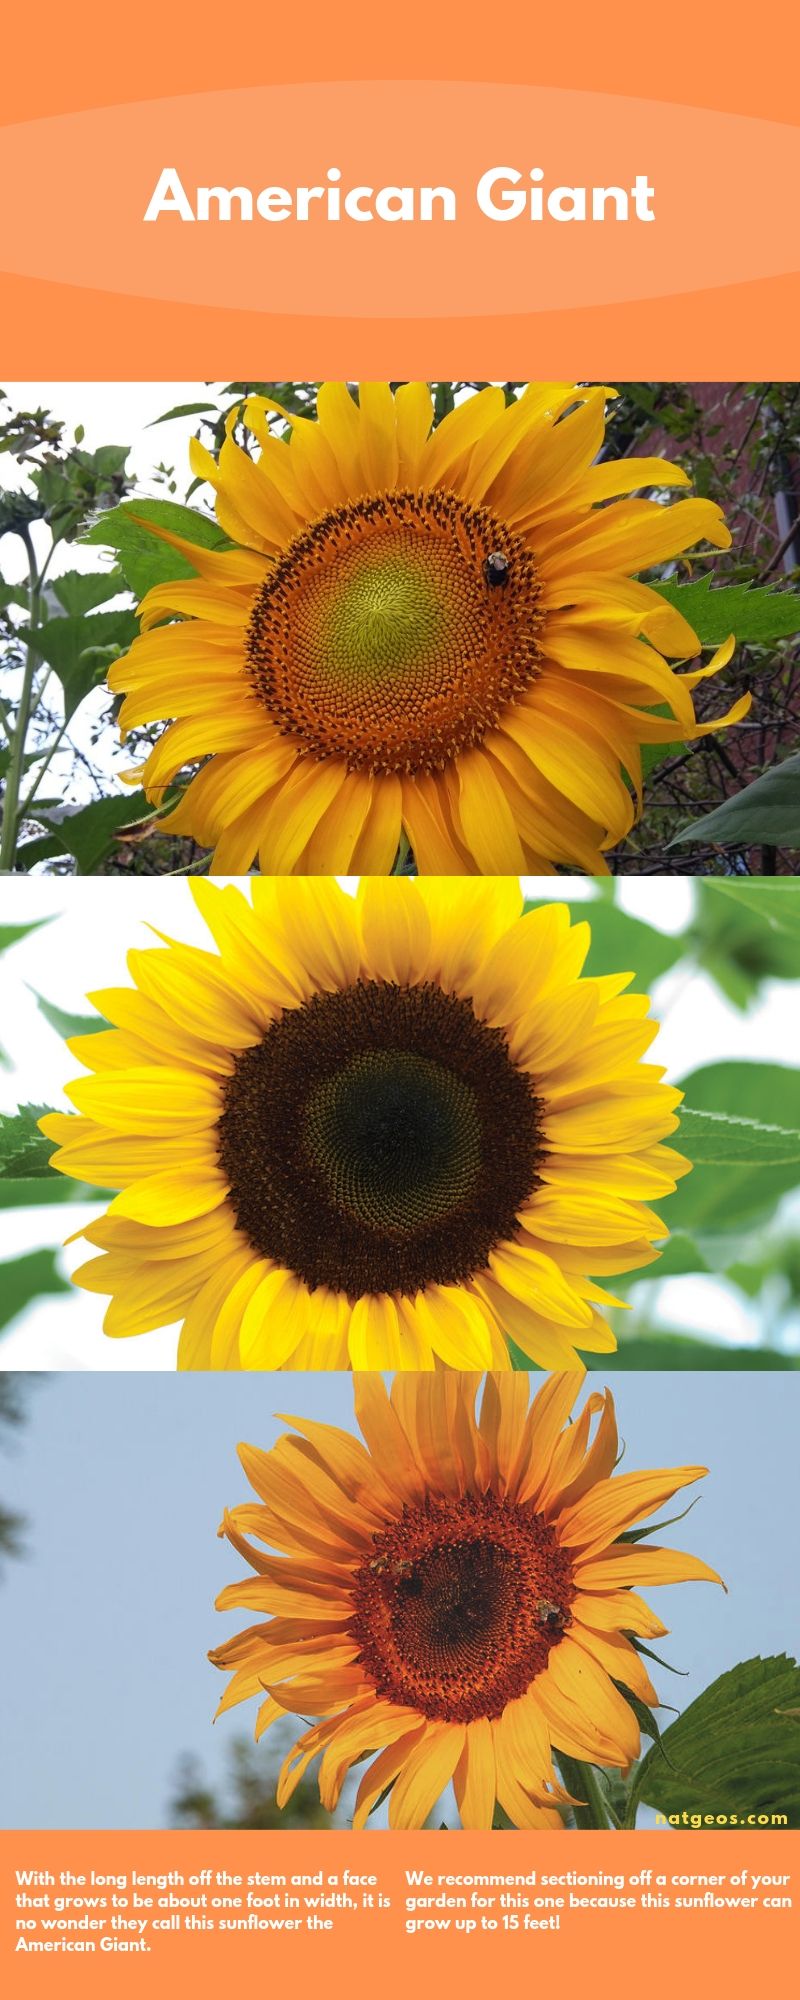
350,1491 -> 574,1723
216,979 -> 544,1297
244,489 -> 543,776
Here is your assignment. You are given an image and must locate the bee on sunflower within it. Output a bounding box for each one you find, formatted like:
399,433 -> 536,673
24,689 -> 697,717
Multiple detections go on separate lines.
211,1370 -> 722,1829
110,381 -> 749,876
40,880 -> 689,1371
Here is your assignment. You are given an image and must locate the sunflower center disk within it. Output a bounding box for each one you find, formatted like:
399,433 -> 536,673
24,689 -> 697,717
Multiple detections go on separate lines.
351,1491 -> 575,1723
245,490 -> 543,774
216,980 -> 544,1297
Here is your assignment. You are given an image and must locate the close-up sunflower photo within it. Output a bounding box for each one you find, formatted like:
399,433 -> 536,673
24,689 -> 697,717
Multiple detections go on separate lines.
0,1369 -> 797,1834
2,381 -> 800,879
34,878 -> 687,1371
111,381 -> 748,877
207,1368 -> 798,1831
2,872 -> 800,1372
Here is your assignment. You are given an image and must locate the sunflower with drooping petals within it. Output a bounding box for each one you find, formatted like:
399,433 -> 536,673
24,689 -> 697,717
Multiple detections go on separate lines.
110,381 -> 750,876
39,879 -> 689,1371
211,1370 -> 722,1829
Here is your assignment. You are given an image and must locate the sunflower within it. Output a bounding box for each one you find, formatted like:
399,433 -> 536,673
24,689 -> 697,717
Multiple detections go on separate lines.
110,381 -> 750,876
39,880 -> 688,1371
211,1370 -> 721,1829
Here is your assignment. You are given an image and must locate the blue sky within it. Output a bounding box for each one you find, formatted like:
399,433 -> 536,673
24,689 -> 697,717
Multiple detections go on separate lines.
0,1370 -> 797,1829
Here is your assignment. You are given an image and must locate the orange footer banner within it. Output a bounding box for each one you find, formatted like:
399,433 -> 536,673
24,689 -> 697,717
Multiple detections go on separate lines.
2,1831 -> 796,1998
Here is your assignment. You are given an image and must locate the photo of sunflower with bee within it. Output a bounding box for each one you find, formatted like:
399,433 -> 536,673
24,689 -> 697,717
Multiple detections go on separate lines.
1,1368 -> 797,1834
2,380 -> 800,879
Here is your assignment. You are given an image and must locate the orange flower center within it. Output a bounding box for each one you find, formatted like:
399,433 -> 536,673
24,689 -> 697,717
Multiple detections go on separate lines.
244,489 -> 543,775
351,1491 -> 574,1722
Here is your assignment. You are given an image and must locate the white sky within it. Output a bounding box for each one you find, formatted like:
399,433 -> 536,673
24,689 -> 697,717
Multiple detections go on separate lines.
0,875 -> 798,1369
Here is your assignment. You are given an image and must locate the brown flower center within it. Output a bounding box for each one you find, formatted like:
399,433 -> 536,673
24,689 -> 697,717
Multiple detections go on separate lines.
244,488 -> 542,775
350,1490 -> 574,1722
216,979 -> 544,1298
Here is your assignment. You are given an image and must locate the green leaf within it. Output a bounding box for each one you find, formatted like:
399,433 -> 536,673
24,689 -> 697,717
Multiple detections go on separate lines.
613,1682 -> 671,1750
617,1496 -> 700,1544
33,789 -> 153,873
147,402 -> 220,426
670,752 -> 800,849
0,581 -> 29,611
702,880 -> 800,947
647,1231 -> 711,1278
678,1104 -> 800,1165
0,1105 -> 56,1179
0,918 -> 51,955
632,1655 -> 800,1828
0,1175 -> 101,1209
690,881 -> 800,1008
524,898 -> 683,991
642,737 -> 682,778
630,1638 -> 688,1677
51,568 -> 127,616
81,498 -> 229,598
13,833 -> 71,868
655,576 -> 800,646
18,610 -> 138,719
27,988 -> 107,1042
586,1336 -> 799,1370
666,1062 -> 800,1232
0,1248 -> 70,1336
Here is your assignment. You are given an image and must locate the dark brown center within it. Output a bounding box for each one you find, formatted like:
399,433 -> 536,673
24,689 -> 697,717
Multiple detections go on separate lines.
216,979 -> 544,1298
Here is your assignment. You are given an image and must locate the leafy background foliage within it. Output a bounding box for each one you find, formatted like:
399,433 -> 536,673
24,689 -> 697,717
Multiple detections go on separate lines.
1,382 -> 800,875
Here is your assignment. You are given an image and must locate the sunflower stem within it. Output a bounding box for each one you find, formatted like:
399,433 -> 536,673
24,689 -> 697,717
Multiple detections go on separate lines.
0,525 -> 42,874
556,1755 -> 613,1830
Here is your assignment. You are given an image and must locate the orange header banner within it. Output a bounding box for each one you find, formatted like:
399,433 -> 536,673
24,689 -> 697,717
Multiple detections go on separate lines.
1,0 -> 799,377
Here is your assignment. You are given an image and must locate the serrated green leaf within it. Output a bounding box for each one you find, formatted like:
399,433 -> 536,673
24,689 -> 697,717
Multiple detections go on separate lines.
81,498 -> 228,598
33,789 -> 153,873
13,832 -> 71,868
666,1062 -> 800,1232
0,1106 -> 56,1179
670,752 -> 800,849
678,1104 -> 800,1164
0,1248 -> 70,1336
51,568 -> 127,616
18,610 -> 138,719
632,1654 -> 800,1827
655,576 -> 800,645
0,581 -> 29,611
